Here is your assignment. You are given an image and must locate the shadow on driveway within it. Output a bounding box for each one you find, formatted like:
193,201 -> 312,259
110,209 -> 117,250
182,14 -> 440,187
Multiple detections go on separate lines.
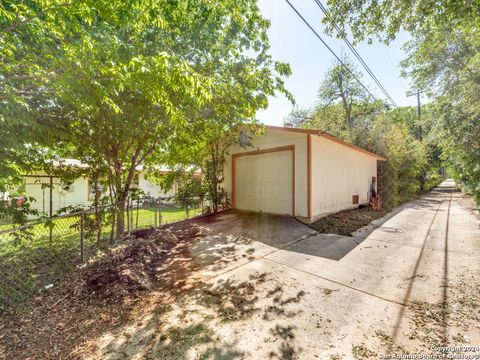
191,209 -> 394,262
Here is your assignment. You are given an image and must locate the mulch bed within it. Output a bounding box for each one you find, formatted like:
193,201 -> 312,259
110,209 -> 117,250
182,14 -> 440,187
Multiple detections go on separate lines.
309,206 -> 390,236
0,221 -> 207,360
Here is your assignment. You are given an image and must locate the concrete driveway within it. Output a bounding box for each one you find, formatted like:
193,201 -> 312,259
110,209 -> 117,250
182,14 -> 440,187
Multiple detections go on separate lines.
93,180 -> 480,359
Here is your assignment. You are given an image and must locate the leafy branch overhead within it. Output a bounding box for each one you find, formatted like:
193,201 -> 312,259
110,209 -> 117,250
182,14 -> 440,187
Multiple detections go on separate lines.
321,0 -> 480,204
0,0 -> 292,236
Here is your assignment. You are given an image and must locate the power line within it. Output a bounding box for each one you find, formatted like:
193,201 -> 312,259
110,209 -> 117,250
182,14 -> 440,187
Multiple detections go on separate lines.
314,0 -> 398,107
283,0 -> 379,102
314,0 -> 397,106
313,0 -> 398,108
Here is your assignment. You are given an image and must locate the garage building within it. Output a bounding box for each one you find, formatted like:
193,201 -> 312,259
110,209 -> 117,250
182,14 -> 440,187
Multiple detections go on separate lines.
223,125 -> 385,221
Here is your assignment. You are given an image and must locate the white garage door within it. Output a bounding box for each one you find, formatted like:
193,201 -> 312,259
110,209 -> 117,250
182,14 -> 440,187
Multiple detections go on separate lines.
234,149 -> 293,215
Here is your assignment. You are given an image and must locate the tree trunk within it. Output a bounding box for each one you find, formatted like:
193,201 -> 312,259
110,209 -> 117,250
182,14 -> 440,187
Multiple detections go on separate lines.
107,176 -> 116,243
341,91 -> 353,138
93,171 -> 102,247
111,158 -> 134,238
212,183 -> 218,213
212,144 -> 221,214
110,208 -> 116,243
116,198 -> 126,239
135,196 -> 139,229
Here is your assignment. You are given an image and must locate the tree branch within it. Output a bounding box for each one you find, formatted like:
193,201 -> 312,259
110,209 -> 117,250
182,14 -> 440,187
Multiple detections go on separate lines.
1,3 -> 73,34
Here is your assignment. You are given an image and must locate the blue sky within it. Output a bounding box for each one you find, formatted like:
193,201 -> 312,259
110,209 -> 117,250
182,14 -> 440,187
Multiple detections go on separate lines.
256,0 -> 418,126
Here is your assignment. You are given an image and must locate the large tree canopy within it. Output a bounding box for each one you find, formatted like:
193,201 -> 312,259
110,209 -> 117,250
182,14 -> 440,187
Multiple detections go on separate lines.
286,58 -> 440,207
322,0 -> 480,204
1,0 -> 291,235
322,0 -> 480,44
316,55 -> 384,138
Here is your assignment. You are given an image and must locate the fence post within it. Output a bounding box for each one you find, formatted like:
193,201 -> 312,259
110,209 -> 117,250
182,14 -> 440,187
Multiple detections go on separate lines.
136,197 -> 139,229
80,210 -> 85,262
126,201 -> 130,232
49,176 -> 53,242
110,203 -> 116,244
130,205 -> 134,231
159,198 -> 162,227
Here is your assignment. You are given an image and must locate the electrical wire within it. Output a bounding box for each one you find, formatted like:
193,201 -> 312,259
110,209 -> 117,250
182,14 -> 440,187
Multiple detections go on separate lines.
284,0 -> 379,102
313,0 -> 398,107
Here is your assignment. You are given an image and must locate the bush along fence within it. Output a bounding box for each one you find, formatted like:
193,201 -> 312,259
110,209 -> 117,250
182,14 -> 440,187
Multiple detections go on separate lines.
0,196 -> 206,311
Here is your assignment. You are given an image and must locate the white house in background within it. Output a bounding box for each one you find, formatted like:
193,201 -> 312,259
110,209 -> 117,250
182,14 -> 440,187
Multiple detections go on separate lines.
223,125 -> 385,221
24,162 -> 198,215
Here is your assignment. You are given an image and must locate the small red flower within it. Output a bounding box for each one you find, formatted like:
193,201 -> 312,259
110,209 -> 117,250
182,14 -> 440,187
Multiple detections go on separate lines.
16,196 -> 24,206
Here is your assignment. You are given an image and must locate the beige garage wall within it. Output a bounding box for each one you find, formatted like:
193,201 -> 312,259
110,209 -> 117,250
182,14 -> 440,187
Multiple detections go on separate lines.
311,135 -> 377,218
223,128 -> 308,217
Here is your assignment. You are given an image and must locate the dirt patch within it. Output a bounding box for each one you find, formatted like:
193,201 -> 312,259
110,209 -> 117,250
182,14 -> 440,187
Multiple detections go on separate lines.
87,269 -> 308,360
310,207 -> 390,236
0,221 -> 205,359
83,229 -> 179,302
352,343 -> 377,359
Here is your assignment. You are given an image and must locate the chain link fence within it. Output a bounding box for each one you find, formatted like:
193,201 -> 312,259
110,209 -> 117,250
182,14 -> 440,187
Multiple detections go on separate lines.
0,196 -> 205,311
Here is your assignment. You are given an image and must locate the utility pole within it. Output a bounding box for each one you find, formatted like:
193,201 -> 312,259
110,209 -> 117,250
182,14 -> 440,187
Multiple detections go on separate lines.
416,91 -> 422,141
407,90 -> 425,190
407,90 -> 424,141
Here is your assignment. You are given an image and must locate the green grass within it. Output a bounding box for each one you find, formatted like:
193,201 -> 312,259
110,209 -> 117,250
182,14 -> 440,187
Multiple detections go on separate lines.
132,206 -> 202,228
0,206 -> 201,259
0,205 -> 201,307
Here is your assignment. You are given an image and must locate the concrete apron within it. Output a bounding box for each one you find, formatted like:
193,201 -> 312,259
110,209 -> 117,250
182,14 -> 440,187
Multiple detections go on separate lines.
189,182 -> 480,356
92,182 -> 480,359
195,184 -> 479,307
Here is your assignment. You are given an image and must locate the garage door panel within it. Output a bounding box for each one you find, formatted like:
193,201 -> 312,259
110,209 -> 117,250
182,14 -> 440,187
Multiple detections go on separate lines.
234,150 -> 293,215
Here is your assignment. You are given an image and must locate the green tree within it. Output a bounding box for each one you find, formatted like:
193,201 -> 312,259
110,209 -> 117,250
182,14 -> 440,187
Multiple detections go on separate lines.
289,58 -> 433,207
162,39 -> 291,214
402,24 -> 480,200
0,1 -> 133,178
321,0 -> 479,44
321,0 -> 480,204
175,173 -> 203,217
317,56 -> 372,138
2,0 -> 291,237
